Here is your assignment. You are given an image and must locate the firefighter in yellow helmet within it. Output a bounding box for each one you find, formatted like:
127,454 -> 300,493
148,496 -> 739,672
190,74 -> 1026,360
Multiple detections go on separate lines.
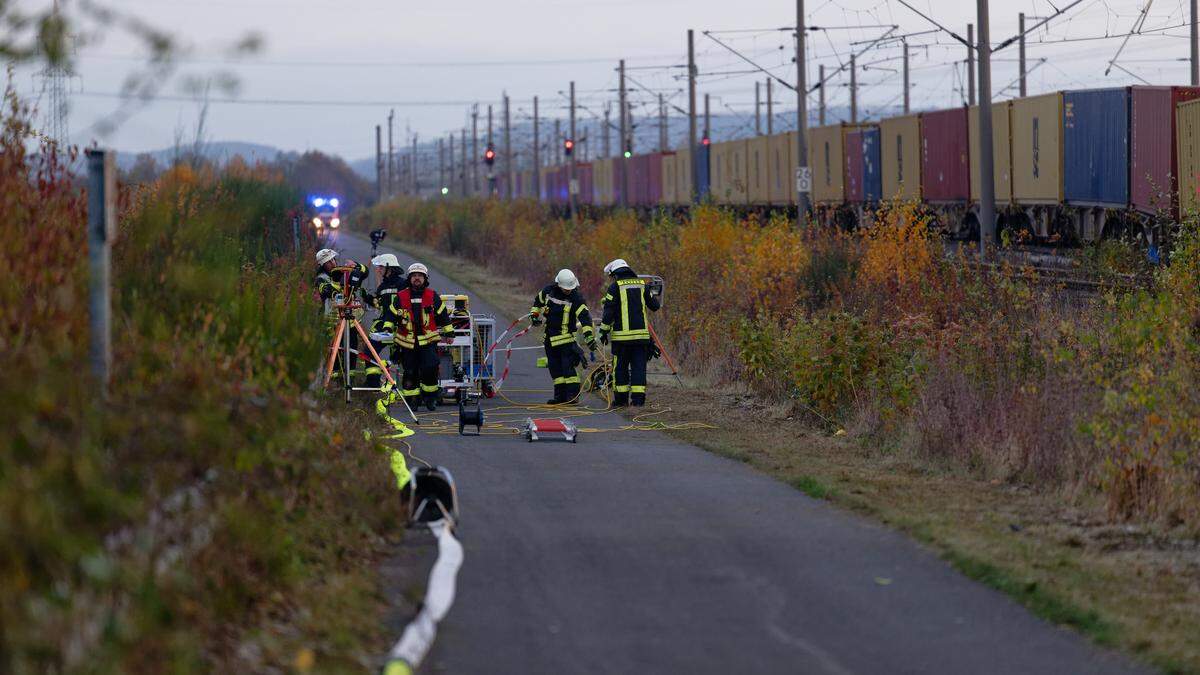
530,268 -> 596,404
597,258 -> 660,407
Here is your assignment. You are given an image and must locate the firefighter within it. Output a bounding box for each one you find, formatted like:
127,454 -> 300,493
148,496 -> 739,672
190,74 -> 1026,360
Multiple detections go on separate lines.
530,268 -> 596,405
394,263 -> 454,411
315,248 -> 369,378
598,258 -> 660,407
362,253 -> 409,388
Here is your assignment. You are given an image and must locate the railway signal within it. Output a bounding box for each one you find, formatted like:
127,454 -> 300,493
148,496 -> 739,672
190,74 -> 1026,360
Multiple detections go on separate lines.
484,145 -> 496,166
563,138 -> 574,156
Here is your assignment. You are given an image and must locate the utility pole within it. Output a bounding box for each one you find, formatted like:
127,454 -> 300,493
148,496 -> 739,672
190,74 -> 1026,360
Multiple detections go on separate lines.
704,93 -> 710,140
412,133 -> 419,196
438,137 -> 445,195
1019,13 -> 1028,96
818,64 -> 826,125
755,81 -> 762,134
658,92 -> 667,151
570,80 -> 578,214
604,103 -> 611,157
375,124 -> 383,202
503,94 -> 512,200
903,39 -> 911,113
766,78 -> 774,134
977,0 -> 996,254
387,110 -> 394,198
850,54 -> 857,123
448,133 -> 455,195
618,58 -> 628,206
533,95 -> 540,201
461,128 -> 468,196
487,104 -> 495,195
967,23 -> 976,106
86,149 -> 114,392
796,0 -> 811,223
471,107 -> 479,195
688,28 -> 699,201
1192,0 -> 1199,86
554,119 -> 562,165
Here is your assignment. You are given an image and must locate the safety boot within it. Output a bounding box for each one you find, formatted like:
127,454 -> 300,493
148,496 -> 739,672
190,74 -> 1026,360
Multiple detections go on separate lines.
546,384 -> 564,405
631,393 -> 646,407
612,392 -> 629,408
423,391 -> 439,412
561,383 -> 581,404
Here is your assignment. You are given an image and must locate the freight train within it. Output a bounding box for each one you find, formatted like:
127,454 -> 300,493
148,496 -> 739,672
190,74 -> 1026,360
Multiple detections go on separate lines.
501,85 -> 1200,245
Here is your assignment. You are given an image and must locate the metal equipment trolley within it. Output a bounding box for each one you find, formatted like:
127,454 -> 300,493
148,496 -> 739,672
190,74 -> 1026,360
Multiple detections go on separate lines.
437,294 -> 496,403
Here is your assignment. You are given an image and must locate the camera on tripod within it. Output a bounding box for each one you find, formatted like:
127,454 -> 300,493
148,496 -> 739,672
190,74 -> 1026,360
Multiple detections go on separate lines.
370,228 -> 387,253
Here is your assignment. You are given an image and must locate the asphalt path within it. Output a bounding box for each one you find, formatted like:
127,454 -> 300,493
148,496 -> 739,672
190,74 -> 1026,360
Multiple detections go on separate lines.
337,231 -> 1145,675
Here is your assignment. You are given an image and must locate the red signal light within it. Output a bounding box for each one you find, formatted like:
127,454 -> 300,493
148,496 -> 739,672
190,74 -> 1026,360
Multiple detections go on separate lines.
563,138 -> 574,156
701,137 -> 711,146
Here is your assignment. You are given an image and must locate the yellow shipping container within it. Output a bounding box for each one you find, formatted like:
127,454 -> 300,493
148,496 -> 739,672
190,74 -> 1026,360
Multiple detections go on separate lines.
880,114 -> 922,201
809,125 -> 852,204
767,132 -> 793,205
593,158 -> 613,205
711,139 -> 749,204
662,154 -> 678,205
676,146 -> 693,204
968,102 -> 1013,204
1010,92 -> 1063,204
747,136 -> 770,204
1177,98 -> 1200,214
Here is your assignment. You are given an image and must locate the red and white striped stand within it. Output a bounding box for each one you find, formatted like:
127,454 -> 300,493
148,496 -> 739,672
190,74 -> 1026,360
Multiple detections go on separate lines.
523,418 -> 578,443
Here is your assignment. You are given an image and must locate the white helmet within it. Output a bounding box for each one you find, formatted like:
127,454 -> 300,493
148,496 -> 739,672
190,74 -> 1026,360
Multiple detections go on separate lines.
372,253 -> 401,268
407,262 -> 429,277
603,258 -> 629,276
316,248 -> 338,265
555,268 -> 579,290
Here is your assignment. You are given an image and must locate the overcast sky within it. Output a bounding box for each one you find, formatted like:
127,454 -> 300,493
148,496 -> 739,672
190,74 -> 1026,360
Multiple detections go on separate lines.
17,0 -> 1200,159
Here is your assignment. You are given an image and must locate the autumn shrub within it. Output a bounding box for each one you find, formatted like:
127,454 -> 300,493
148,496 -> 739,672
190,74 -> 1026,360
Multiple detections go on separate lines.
359,195 -> 1200,531
1,90 -> 393,672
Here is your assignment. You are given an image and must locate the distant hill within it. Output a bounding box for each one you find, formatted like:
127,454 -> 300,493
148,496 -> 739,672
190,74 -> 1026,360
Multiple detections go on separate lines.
115,141 -> 295,172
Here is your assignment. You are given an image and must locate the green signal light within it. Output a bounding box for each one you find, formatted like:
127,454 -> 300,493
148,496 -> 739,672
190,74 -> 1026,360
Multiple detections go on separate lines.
623,151 -> 632,158
441,187 -> 449,195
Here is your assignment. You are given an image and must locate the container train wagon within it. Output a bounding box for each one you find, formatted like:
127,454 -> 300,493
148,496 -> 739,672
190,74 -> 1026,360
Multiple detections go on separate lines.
523,83 -> 1200,243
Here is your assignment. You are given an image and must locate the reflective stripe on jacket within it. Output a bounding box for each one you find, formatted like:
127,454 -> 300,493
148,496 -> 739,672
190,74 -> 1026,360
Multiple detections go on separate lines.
530,284 -> 595,347
600,269 -> 660,343
395,287 -> 453,348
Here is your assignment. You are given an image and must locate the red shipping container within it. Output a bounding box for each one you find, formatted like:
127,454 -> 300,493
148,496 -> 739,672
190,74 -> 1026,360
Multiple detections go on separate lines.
1131,86 -> 1200,215
920,107 -> 971,202
630,154 -> 650,206
576,162 -> 594,205
844,130 -> 865,202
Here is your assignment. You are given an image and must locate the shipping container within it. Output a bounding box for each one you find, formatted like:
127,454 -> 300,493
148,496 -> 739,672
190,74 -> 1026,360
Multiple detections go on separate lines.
880,114 -> 921,201
747,136 -> 770,203
711,139 -> 748,204
809,125 -> 849,203
1176,98 -> 1200,214
576,162 -> 594,205
696,143 -> 711,199
968,102 -> 1013,203
593,158 -> 612,205
863,127 -> 882,202
1011,92 -> 1064,204
921,107 -> 970,203
612,157 -> 627,206
1063,88 -> 1129,206
1130,86 -> 1200,215
649,152 -> 670,205
844,129 -> 866,202
768,132 -> 792,205
662,154 -> 678,204
674,147 -> 692,204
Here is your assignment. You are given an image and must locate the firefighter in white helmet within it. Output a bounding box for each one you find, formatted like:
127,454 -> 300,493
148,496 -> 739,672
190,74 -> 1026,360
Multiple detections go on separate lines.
315,248 -> 369,378
530,268 -> 596,404
598,258 -> 659,407
361,253 -> 409,387
393,262 -> 454,410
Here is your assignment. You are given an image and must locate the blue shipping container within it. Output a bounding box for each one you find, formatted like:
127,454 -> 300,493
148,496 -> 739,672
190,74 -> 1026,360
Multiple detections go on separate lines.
1063,88 -> 1129,206
863,127 -> 882,202
696,144 -> 711,198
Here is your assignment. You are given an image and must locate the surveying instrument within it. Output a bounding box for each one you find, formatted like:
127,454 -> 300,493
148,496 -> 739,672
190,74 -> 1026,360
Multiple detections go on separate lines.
321,265 -> 417,423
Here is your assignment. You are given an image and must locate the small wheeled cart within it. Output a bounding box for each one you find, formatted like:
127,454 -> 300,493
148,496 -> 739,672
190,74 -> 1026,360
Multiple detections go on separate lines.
437,294 -> 496,403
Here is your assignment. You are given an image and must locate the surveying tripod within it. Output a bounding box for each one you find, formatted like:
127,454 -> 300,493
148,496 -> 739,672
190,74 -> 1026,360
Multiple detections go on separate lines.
321,265 -> 404,407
